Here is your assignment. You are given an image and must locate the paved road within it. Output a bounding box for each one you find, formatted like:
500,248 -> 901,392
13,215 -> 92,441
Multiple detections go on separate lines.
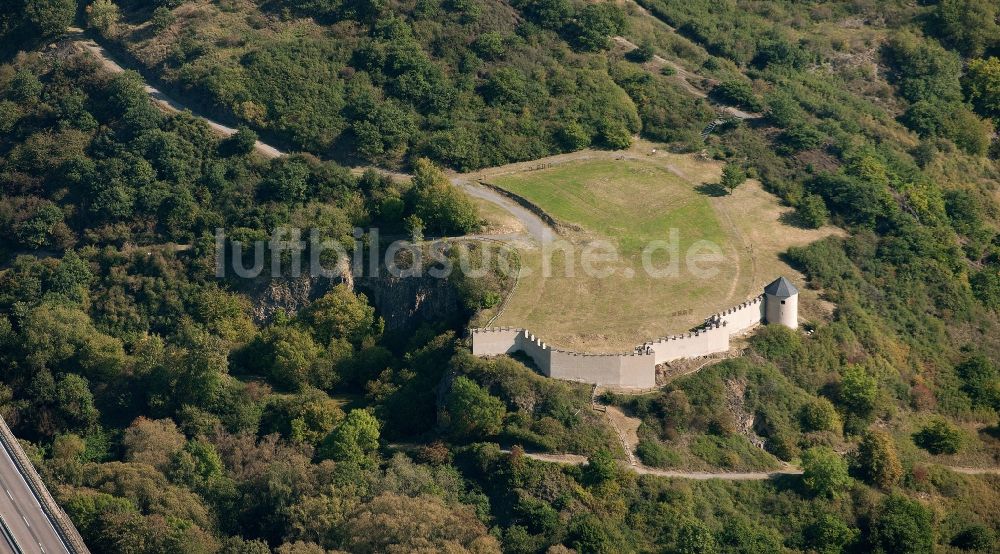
0,444 -> 70,553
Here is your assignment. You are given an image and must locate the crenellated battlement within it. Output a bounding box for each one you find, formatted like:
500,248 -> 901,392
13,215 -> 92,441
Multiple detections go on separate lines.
471,326 -> 524,334
555,349 -> 655,358
647,321 -> 727,344
712,294 -> 764,319
470,278 -> 796,387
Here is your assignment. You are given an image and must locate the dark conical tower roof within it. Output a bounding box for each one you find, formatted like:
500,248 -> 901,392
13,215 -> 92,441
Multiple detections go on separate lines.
764,276 -> 798,298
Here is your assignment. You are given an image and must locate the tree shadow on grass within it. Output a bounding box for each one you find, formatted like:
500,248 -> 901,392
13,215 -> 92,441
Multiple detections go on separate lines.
777,251 -> 805,272
778,210 -> 816,230
695,182 -> 729,197
979,425 -> 1000,441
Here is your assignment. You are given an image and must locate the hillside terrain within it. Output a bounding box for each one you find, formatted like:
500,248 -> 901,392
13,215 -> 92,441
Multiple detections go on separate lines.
91,0 -> 714,170
1,0 -> 1000,553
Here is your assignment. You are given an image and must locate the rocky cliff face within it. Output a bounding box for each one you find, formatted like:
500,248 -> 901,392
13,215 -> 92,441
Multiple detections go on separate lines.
356,274 -> 463,332
240,268 -> 462,332
243,274 -> 340,324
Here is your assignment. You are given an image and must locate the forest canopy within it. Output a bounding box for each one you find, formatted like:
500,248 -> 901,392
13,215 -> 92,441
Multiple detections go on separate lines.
1,0 -> 1000,552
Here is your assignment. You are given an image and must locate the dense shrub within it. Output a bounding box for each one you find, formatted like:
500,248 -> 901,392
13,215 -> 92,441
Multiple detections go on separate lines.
853,431 -> 903,489
635,438 -> 680,468
796,194 -> 829,228
870,494 -> 934,554
711,80 -> 763,112
913,419 -> 964,455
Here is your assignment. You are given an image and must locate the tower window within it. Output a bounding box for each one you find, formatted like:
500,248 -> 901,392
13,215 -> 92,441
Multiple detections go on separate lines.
780,300 -> 786,305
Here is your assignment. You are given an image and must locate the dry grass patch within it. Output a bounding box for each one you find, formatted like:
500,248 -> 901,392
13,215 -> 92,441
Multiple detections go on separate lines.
711,178 -> 844,325
488,154 -> 742,352
473,196 -> 528,236
474,145 -> 842,351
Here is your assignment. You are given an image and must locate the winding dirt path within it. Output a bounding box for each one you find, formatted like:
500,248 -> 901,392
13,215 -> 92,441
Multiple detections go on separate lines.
451,179 -> 555,244
603,405 -> 641,465
69,29 -> 285,159
504,448 -> 1000,481
69,30 -> 564,245
612,36 -> 761,121
631,465 -> 801,480
947,467 -> 1000,475
500,449 -> 798,480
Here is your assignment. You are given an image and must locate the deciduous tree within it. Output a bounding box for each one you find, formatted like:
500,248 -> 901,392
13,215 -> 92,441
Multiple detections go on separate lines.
839,365 -> 877,418
317,408 -> 380,465
853,430 -> 903,489
122,417 -> 186,471
409,158 -> 480,235
720,162 -> 746,195
870,494 -> 934,554
301,285 -> 380,346
801,446 -> 850,498
446,376 -> 505,439
25,0 -> 76,39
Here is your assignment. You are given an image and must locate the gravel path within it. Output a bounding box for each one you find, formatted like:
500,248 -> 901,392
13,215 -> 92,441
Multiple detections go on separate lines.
612,36 -> 761,121
502,449 -> 800,480
450,179 -> 555,244
70,29 -> 285,159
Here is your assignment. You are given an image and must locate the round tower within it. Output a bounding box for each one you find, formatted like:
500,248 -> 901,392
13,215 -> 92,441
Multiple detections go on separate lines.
764,276 -> 798,329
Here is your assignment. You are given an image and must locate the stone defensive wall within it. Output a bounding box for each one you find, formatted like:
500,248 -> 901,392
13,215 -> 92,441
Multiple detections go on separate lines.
716,294 -> 765,333
477,181 -> 579,233
470,295 -> 766,388
470,327 -> 657,388
643,295 -> 763,365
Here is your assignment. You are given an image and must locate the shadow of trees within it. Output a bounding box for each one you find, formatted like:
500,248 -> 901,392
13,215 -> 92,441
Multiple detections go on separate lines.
778,210 -> 817,230
695,182 -> 729,197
